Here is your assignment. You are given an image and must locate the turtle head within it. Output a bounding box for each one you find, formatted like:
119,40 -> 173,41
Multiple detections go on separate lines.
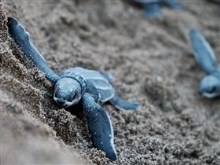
199,75 -> 220,98
54,77 -> 82,107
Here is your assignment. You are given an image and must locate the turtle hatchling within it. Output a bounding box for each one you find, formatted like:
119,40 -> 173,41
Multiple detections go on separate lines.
129,0 -> 183,17
7,17 -> 139,161
189,29 -> 220,99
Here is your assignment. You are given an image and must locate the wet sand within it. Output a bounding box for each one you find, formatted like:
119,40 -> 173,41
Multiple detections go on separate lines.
1,0 -> 220,164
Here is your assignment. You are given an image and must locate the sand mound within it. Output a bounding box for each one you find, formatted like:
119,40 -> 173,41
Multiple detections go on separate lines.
1,0 -> 220,164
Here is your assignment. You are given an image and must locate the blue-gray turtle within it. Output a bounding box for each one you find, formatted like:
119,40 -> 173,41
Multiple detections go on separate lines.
129,0 -> 183,17
189,29 -> 220,98
7,17 -> 139,161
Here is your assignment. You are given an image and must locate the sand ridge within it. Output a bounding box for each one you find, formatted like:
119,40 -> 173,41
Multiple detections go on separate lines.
1,0 -> 220,164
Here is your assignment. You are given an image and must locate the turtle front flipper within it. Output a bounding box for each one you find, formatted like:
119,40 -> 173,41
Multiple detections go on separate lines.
189,29 -> 217,75
110,96 -> 139,111
7,17 -> 59,84
82,93 -> 117,161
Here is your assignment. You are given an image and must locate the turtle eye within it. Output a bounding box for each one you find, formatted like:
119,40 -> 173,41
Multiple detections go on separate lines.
208,86 -> 217,93
54,92 -> 58,98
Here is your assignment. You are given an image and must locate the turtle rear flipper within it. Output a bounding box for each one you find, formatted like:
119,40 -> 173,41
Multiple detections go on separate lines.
162,0 -> 184,9
7,17 -> 59,84
82,93 -> 117,161
189,29 -> 217,75
110,96 -> 139,111
143,3 -> 162,17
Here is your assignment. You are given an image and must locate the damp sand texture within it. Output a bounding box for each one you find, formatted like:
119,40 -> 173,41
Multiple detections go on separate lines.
1,0 -> 220,164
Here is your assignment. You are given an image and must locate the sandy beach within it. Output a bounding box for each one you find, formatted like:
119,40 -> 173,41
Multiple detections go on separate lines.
1,0 -> 220,164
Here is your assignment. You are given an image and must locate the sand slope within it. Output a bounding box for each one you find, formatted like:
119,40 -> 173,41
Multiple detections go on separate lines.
1,0 -> 220,164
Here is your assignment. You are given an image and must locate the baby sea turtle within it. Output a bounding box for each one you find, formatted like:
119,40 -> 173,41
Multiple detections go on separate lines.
189,29 -> 220,98
7,17 -> 139,161
129,0 -> 183,17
